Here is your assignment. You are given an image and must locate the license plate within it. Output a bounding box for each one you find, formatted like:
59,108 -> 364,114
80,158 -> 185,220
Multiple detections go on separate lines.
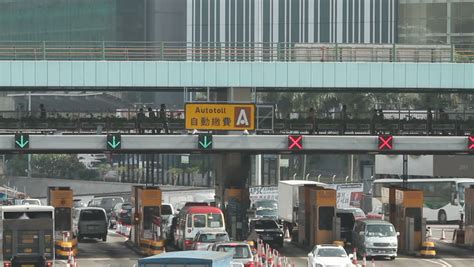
88,226 -> 97,230
21,265 -> 34,267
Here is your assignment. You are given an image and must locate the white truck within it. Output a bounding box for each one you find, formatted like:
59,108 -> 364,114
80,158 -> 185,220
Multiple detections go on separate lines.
277,180 -> 327,233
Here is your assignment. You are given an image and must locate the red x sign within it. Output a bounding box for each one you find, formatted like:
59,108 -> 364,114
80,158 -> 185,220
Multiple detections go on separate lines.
378,135 -> 393,150
288,135 -> 303,150
469,136 -> 474,150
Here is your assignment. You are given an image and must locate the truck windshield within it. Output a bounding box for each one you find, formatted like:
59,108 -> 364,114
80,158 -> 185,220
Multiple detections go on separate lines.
366,225 -> 396,237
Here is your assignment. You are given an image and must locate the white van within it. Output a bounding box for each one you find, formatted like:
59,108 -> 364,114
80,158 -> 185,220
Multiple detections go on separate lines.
352,219 -> 398,260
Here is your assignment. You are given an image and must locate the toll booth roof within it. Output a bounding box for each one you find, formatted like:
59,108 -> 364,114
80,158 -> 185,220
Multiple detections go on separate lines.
137,251 -> 233,264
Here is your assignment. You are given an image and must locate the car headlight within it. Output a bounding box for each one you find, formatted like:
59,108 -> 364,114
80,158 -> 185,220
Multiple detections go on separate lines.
366,242 -> 374,247
390,242 -> 398,246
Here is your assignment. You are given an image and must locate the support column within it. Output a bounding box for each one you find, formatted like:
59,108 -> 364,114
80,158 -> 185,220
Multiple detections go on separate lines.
214,153 -> 252,241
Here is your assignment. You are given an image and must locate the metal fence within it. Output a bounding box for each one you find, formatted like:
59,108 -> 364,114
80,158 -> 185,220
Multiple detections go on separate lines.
0,41 -> 473,62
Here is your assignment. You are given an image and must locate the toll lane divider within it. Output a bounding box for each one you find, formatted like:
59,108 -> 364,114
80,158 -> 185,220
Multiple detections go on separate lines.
253,239 -> 295,267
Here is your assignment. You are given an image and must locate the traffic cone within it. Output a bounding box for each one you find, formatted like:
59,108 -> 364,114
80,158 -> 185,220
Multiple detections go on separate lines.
427,227 -> 432,240
284,228 -> 290,239
440,229 -> 446,240
352,248 -> 358,265
371,258 -> 375,267
362,254 -> 367,267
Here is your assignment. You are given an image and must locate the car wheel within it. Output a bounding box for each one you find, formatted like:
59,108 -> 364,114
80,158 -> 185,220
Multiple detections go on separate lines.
390,256 -> 396,260
438,210 -> 447,224
102,235 -> 107,242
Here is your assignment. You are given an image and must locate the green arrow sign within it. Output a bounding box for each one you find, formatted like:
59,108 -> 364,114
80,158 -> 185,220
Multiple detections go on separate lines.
198,134 -> 213,149
107,134 -> 121,150
15,133 -> 29,149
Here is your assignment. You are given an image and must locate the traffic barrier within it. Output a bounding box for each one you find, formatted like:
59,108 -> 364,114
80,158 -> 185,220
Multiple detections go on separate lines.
440,229 -> 446,240
426,227 -> 432,240
420,241 -> 436,257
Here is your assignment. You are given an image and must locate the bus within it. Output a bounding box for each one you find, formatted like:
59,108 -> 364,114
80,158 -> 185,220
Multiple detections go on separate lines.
372,178 -> 474,224
0,205 -> 55,267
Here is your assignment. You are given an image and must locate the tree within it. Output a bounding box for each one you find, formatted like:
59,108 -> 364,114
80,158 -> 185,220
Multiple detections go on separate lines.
168,167 -> 183,186
31,154 -> 99,180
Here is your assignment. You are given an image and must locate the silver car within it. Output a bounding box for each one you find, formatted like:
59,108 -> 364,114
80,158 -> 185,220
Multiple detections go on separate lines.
208,242 -> 254,267
192,230 -> 230,250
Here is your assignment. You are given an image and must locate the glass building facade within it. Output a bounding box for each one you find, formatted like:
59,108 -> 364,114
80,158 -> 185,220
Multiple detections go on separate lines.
0,0 -> 145,41
398,0 -> 474,44
187,0 -> 398,44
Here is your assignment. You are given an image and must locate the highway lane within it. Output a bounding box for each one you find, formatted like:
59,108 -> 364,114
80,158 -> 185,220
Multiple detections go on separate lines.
55,230 -> 139,267
284,242 -> 474,267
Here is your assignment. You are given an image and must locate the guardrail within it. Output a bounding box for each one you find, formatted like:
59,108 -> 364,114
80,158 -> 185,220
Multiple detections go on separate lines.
0,41 -> 473,62
1,109 -> 474,136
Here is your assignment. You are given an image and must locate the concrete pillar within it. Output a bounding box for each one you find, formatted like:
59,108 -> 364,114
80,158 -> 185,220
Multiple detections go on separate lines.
214,153 -> 251,240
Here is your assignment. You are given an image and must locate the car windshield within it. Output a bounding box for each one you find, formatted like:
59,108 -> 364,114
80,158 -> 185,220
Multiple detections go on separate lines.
366,224 -> 396,237
101,198 -> 123,209
80,210 -> 106,221
23,200 -> 40,205
254,220 -> 278,229
208,213 -> 223,228
255,209 -> 277,216
316,248 -> 347,257
255,200 -> 277,209
198,233 -> 229,243
353,209 -> 366,217
121,203 -> 132,210
162,205 -> 172,215
217,245 -> 251,259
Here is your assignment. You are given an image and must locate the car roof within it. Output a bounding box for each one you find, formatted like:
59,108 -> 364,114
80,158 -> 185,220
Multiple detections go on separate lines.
359,219 -> 393,225
76,207 -> 106,212
214,241 -> 250,247
316,244 -> 344,248
197,230 -> 228,234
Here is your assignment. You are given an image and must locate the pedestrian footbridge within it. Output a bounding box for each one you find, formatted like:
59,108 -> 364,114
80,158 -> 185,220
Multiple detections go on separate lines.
0,42 -> 473,92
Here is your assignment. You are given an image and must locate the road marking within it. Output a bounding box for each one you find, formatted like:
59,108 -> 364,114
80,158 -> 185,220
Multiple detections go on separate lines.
438,259 -> 453,267
422,259 -> 453,267
77,257 -> 137,261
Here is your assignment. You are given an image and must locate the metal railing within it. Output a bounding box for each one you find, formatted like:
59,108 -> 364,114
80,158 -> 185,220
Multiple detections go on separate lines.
0,41 -> 473,62
1,109 -> 474,135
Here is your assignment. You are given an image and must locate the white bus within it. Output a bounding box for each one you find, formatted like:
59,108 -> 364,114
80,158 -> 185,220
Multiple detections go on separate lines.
372,178 -> 474,224
0,205 -> 55,267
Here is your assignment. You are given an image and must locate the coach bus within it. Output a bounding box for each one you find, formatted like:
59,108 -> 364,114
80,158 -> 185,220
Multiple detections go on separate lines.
0,205 -> 55,267
372,178 -> 474,224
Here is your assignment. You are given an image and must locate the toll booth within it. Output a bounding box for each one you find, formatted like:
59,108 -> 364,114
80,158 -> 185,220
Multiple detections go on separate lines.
388,187 -> 424,253
47,187 -> 77,258
130,185 -> 165,255
464,186 -> 474,245
298,184 -> 320,246
307,187 -> 337,247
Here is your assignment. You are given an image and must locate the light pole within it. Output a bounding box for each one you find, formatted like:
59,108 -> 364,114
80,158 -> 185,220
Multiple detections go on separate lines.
27,92 -> 31,178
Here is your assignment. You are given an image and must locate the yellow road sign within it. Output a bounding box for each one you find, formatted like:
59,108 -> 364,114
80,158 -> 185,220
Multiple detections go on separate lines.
185,103 -> 255,130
